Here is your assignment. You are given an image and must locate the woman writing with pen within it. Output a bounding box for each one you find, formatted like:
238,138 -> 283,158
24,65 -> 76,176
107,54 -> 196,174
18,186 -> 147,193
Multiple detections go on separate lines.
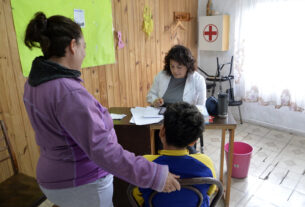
147,45 -> 206,108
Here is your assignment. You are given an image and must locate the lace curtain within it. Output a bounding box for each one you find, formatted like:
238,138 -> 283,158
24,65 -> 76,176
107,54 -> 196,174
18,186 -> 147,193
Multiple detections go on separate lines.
234,0 -> 305,112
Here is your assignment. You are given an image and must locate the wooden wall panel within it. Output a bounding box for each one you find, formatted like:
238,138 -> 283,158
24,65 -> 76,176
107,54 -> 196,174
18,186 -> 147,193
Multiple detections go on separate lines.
0,0 -> 198,178
106,0 -> 198,107
0,0 -> 35,178
0,130 -> 14,182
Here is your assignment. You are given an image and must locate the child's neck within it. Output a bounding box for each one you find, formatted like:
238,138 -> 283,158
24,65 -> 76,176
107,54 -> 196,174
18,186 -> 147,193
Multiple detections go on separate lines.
163,144 -> 185,151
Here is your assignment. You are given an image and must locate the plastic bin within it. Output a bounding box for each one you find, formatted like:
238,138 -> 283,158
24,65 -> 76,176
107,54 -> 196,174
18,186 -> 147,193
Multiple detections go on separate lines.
224,142 -> 253,178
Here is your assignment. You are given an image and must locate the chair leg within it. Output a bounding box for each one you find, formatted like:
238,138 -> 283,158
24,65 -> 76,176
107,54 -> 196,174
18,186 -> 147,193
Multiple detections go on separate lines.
200,135 -> 204,153
238,105 -> 243,124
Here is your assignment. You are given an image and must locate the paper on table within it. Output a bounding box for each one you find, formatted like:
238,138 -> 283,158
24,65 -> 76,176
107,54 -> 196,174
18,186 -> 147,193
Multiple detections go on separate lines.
110,113 -> 126,120
130,107 -> 163,125
142,106 -> 163,118
130,116 -> 135,124
129,115 -> 162,124
129,115 -> 163,125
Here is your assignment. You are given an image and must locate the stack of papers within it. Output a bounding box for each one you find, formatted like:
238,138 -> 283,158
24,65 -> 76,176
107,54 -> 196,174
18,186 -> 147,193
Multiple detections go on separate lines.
129,105 -> 210,125
130,107 -> 163,125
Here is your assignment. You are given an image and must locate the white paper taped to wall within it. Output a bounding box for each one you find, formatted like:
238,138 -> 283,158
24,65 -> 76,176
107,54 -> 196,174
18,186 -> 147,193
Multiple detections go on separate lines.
74,9 -> 85,28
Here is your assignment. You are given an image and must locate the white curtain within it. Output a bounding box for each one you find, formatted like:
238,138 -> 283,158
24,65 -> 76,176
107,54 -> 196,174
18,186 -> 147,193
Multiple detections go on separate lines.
234,0 -> 305,112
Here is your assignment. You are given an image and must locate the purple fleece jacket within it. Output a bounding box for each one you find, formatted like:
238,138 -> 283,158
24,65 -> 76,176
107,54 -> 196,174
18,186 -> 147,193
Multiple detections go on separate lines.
23,77 -> 168,191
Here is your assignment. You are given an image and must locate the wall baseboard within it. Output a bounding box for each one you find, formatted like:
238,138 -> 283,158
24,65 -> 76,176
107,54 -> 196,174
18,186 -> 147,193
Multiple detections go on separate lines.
230,104 -> 305,137
242,118 -> 305,137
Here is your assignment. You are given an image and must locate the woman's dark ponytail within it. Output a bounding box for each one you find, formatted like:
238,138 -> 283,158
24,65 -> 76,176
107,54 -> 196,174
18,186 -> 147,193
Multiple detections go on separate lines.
24,12 -> 49,50
24,12 -> 82,59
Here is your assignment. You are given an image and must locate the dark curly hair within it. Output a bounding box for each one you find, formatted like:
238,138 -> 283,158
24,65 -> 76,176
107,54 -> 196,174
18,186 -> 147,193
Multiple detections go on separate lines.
24,12 -> 82,59
163,45 -> 196,76
163,102 -> 204,148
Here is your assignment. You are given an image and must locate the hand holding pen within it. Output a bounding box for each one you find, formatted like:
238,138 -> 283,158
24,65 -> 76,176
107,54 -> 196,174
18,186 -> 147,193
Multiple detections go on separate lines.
153,98 -> 164,107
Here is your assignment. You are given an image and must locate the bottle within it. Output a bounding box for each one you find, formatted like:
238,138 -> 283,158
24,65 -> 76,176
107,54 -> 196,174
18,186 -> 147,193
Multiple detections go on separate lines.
217,92 -> 228,118
217,76 -> 228,118
206,0 -> 213,16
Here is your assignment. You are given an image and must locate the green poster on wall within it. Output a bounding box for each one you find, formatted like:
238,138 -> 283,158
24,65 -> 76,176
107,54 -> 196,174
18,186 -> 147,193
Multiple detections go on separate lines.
11,0 -> 115,77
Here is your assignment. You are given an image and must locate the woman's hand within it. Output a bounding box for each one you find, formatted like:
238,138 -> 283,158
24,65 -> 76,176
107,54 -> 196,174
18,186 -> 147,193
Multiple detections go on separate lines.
162,172 -> 181,193
153,98 -> 164,107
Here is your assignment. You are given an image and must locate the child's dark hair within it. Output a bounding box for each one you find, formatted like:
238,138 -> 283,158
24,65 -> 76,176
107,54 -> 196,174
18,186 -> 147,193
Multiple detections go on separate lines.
24,12 -> 82,59
163,102 -> 204,148
163,45 -> 196,76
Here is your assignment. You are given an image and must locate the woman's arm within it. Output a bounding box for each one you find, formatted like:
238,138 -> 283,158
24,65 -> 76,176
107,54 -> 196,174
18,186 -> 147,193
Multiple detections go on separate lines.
195,73 -> 207,106
147,73 -> 161,105
55,88 -> 169,191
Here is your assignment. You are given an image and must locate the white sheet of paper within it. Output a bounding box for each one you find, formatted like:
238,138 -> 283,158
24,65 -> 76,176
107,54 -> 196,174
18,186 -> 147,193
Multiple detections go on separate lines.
130,116 -> 135,124
142,106 -> 163,118
74,9 -> 85,28
130,107 -> 163,125
110,113 -> 126,120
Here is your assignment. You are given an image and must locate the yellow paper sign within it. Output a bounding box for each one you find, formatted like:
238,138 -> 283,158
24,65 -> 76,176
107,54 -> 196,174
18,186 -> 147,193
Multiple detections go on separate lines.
11,0 -> 115,76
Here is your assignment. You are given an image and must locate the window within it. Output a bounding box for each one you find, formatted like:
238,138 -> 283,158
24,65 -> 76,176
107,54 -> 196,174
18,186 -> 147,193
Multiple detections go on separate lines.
234,0 -> 305,111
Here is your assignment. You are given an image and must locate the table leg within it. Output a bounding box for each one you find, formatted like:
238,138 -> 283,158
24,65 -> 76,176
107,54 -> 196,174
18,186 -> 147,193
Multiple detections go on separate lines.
225,129 -> 235,207
150,129 -> 156,155
219,129 -> 226,184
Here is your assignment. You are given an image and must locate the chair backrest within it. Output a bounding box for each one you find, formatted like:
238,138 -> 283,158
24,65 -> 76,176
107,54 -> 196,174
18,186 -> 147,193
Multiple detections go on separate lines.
0,120 -> 17,181
127,177 -> 224,207
127,184 -> 141,207
198,56 -> 234,97
216,56 -> 234,79
0,120 -> 47,207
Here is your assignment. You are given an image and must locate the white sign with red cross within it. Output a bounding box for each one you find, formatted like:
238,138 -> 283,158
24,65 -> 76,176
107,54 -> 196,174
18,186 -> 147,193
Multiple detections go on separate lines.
203,24 -> 218,42
198,15 -> 230,51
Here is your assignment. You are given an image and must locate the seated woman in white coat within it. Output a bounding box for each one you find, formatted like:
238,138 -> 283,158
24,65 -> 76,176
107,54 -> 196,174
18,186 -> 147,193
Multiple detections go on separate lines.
147,45 -> 206,153
147,45 -> 206,107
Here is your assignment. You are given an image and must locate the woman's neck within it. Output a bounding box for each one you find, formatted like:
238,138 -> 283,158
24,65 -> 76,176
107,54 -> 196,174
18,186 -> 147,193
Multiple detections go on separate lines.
48,56 -> 72,69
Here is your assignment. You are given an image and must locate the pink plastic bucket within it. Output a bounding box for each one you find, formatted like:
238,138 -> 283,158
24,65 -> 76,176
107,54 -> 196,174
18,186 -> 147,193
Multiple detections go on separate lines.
224,142 -> 253,178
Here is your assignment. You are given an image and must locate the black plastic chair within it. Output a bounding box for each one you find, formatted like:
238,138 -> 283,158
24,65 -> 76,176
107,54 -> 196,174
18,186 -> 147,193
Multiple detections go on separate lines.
200,56 -> 234,89
127,177 -> 224,207
227,87 -> 243,124
198,56 -> 243,124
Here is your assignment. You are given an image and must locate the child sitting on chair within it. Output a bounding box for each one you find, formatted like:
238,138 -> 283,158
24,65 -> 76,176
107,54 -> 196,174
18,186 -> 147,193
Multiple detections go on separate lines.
133,102 -> 216,207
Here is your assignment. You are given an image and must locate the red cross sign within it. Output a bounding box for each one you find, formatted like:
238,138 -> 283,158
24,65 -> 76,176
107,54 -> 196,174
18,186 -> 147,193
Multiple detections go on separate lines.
203,24 -> 218,42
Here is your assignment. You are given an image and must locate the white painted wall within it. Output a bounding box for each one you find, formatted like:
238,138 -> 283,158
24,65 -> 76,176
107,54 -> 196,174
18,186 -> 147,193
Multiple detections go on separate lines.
197,0 -> 305,135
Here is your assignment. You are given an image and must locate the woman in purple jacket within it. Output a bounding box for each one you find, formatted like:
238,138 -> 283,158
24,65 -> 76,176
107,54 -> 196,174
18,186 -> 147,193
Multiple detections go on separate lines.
23,12 -> 180,207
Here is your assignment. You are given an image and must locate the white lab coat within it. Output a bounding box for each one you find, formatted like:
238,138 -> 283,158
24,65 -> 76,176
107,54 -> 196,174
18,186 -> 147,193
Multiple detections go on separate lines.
147,70 -> 206,106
